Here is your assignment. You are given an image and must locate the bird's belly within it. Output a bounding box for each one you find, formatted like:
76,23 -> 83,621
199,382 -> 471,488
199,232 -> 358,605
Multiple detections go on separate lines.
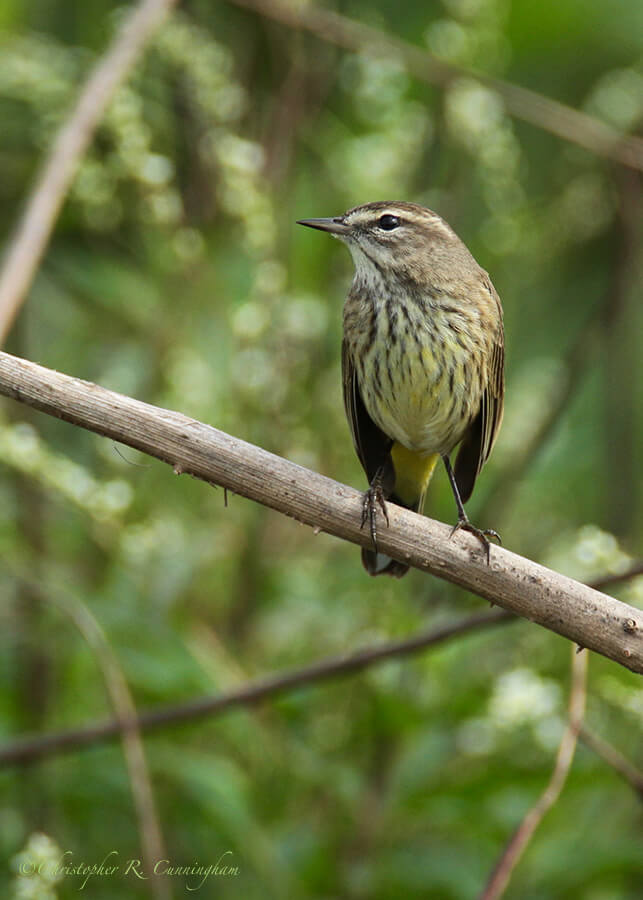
360,334 -> 476,455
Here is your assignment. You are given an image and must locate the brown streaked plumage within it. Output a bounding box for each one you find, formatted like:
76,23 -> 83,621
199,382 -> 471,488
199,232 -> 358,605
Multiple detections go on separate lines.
298,201 -> 505,577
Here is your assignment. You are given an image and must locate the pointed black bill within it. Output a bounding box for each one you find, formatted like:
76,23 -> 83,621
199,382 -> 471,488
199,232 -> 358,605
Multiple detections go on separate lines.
296,217 -> 348,235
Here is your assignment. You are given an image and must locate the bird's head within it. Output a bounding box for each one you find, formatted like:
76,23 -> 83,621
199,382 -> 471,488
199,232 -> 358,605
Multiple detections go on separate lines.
297,201 -> 466,284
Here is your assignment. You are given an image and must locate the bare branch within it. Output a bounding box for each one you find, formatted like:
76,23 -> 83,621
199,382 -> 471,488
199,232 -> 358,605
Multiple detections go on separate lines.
480,646 -> 588,900
0,351 -> 641,672
0,0 -> 178,345
226,0 -> 643,171
2,561 -> 641,769
0,610 -> 515,766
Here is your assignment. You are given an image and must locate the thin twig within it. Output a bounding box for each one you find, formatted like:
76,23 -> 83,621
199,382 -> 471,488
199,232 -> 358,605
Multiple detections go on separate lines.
226,0 -> 643,171
590,561 -> 643,592
579,727 -> 643,799
0,350 -> 641,671
480,645 -> 588,900
45,583 -> 171,900
0,0 -> 178,345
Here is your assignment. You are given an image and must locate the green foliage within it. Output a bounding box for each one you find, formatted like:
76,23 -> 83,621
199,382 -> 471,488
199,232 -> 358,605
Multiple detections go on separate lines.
1,1 -> 642,898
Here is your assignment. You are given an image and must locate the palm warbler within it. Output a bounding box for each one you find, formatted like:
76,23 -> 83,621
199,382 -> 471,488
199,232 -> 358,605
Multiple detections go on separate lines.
298,201 -> 504,577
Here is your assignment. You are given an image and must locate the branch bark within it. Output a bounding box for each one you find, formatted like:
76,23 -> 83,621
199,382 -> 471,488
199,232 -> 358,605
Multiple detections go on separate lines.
0,349 -> 641,672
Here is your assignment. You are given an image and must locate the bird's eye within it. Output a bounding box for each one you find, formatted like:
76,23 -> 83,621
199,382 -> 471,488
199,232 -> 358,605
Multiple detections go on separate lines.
378,214 -> 400,231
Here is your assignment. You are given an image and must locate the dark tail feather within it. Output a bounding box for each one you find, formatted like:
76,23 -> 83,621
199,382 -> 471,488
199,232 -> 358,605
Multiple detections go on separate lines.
361,548 -> 410,577
361,491 -> 422,578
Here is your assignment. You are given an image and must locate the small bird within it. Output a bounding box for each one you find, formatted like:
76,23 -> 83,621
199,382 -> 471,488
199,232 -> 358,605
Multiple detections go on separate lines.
297,201 -> 504,577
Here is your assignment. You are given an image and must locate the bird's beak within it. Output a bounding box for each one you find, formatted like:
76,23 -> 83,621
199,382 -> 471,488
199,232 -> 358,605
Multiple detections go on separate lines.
296,217 -> 348,235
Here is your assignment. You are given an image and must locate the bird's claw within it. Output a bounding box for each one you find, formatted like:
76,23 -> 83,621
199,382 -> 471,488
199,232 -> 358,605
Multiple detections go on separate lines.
450,516 -> 501,564
361,479 -> 389,553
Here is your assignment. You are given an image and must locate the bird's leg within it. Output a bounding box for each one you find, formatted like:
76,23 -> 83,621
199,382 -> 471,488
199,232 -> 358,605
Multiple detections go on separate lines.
442,455 -> 501,564
361,467 -> 390,553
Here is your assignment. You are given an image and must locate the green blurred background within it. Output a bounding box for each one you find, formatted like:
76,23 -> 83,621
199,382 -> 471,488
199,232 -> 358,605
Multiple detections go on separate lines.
1,0 -> 642,897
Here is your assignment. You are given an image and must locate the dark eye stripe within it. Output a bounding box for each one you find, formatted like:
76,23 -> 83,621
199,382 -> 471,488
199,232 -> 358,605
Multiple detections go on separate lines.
378,214 -> 400,230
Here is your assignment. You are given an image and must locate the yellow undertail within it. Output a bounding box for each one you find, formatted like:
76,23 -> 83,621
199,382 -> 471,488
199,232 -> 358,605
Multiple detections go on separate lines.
390,444 -> 440,511
362,445 -> 440,577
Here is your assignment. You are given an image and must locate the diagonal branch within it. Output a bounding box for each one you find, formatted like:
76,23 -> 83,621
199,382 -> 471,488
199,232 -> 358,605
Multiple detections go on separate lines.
0,0 -> 179,345
2,569 -> 642,772
0,350 -> 641,672
592,562 -> 643,593
579,726 -> 643,799
2,557 -> 641,768
0,609 -> 514,766
226,0 -> 643,171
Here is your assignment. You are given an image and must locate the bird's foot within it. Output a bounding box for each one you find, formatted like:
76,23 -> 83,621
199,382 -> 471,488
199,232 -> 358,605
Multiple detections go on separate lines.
361,475 -> 389,553
450,515 -> 501,564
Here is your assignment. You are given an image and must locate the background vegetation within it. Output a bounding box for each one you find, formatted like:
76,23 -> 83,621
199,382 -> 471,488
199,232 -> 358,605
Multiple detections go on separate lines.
0,0 -> 641,897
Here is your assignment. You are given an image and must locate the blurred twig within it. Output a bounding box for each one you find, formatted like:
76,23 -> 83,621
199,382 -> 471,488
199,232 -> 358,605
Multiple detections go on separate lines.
591,561 -> 643,592
13,473 -> 52,813
482,163 -> 641,533
483,306 -> 601,526
480,645 -> 588,900
481,156 -> 641,555
579,726 -> 643,799
0,350 -> 641,672
36,578 -> 171,899
0,0 -> 179,345
227,0 -> 643,171
0,561 -> 641,768
603,167 -> 641,537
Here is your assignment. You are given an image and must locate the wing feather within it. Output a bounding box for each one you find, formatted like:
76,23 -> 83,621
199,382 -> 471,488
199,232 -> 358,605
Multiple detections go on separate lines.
454,278 -> 505,503
341,339 -> 393,486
